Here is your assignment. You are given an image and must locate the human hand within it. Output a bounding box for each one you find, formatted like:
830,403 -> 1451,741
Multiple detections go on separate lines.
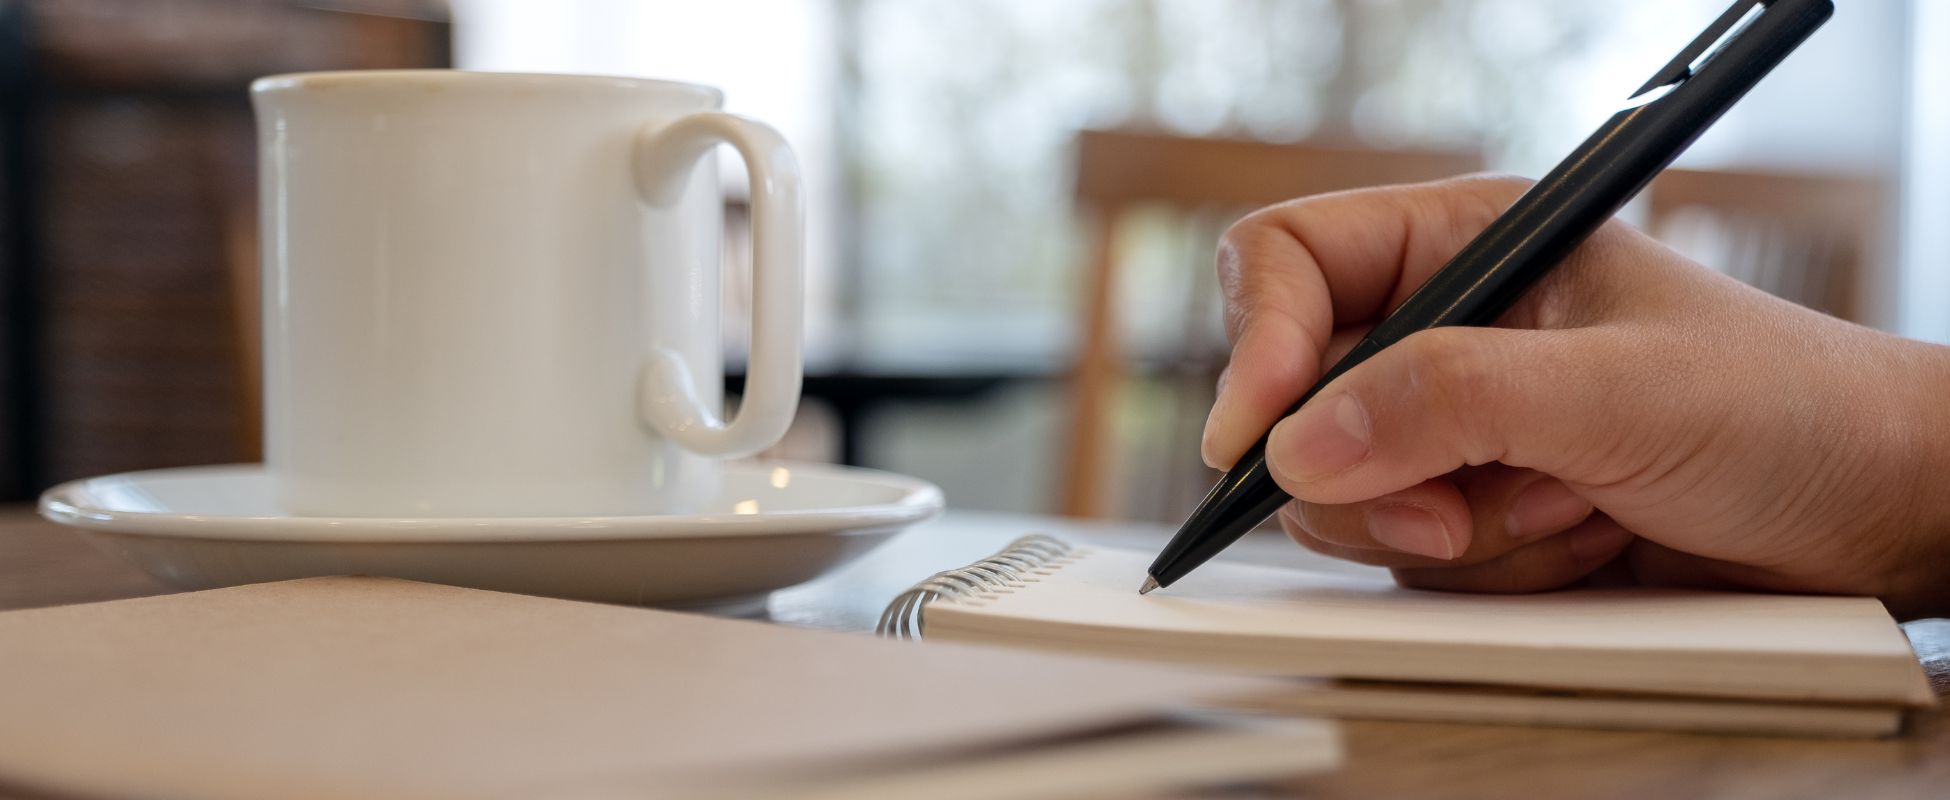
1202,175 -> 1950,619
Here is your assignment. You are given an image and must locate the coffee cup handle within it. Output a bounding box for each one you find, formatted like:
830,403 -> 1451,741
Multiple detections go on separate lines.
632,112 -> 804,458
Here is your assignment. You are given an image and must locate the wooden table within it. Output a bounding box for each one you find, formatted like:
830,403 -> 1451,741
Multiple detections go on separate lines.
5,507 -> 1949,799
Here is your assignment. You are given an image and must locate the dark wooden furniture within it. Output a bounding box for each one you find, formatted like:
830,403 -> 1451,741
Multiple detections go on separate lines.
0,0 -> 449,501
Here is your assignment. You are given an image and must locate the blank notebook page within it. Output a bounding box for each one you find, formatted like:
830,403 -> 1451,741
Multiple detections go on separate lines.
922,545 -> 1933,706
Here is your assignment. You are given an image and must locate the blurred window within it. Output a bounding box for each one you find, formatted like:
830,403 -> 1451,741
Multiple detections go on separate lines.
453,0 -> 1910,358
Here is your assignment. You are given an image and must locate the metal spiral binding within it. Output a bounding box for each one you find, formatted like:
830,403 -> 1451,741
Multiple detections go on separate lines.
875,534 -> 1075,640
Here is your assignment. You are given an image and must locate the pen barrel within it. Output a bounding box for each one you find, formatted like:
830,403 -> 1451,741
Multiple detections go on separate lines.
1368,0 -> 1832,344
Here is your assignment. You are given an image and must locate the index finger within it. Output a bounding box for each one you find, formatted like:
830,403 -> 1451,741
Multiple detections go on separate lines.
1202,174 -> 1532,469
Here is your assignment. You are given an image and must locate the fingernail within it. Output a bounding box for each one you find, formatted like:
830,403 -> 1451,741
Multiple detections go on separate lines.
1506,479 -> 1594,542
1200,369 -> 1236,468
1200,405 -> 1229,470
1367,504 -> 1456,560
1567,525 -> 1633,561
1268,393 -> 1371,483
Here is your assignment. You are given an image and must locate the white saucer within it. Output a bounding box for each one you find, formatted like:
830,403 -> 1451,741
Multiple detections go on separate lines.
40,462 -> 943,614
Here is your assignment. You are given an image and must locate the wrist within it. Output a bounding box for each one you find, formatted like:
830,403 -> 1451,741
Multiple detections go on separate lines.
1885,338 -> 1950,620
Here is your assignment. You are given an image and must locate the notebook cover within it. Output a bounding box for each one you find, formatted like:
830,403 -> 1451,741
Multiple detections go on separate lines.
0,576 -> 1284,800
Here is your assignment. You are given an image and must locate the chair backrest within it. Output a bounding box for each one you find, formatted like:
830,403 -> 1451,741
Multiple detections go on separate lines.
1645,168 -> 1884,321
1061,128 -> 1481,518
1074,128 -> 1484,214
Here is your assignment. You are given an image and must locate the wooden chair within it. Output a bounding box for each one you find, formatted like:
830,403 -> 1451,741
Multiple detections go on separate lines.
1645,168 -> 1885,322
1060,129 -> 1481,518
6,1 -> 450,494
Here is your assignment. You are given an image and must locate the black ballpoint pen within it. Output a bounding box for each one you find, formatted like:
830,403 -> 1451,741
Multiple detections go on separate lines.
1141,0 -> 1833,595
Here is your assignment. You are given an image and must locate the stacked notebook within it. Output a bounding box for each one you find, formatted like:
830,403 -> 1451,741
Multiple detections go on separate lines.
881,536 -> 1935,737
0,577 -> 1337,800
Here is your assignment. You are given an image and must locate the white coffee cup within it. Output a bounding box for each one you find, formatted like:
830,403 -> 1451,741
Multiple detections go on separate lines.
252,70 -> 803,517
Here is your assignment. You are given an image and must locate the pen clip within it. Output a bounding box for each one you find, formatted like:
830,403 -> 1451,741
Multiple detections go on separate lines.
1628,0 -> 1769,100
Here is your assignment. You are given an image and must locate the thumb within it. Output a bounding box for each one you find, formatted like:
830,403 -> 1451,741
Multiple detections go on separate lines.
1265,326 -> 1651,505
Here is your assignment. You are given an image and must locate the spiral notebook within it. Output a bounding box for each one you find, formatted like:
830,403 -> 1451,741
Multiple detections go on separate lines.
881,536 -> 1935,737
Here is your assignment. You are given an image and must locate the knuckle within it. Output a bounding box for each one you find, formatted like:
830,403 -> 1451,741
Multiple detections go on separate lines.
1405,329 -> 1492,395
1401,329 -> 1509,465
1217,210 -> 1269,256
1216,215 -> 1291,340
1216,209 -> 1290,284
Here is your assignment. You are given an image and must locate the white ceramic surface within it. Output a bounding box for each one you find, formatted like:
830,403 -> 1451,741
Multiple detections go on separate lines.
254,70 -> 805,518
40,463 -> 941,613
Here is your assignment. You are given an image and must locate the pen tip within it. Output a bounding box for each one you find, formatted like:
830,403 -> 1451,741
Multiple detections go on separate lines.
1138,575 -> 1160,596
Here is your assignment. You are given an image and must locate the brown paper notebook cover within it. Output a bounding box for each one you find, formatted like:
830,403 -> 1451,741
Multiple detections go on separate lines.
885,537 -> 1933,736
0,576 -> 1324,799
